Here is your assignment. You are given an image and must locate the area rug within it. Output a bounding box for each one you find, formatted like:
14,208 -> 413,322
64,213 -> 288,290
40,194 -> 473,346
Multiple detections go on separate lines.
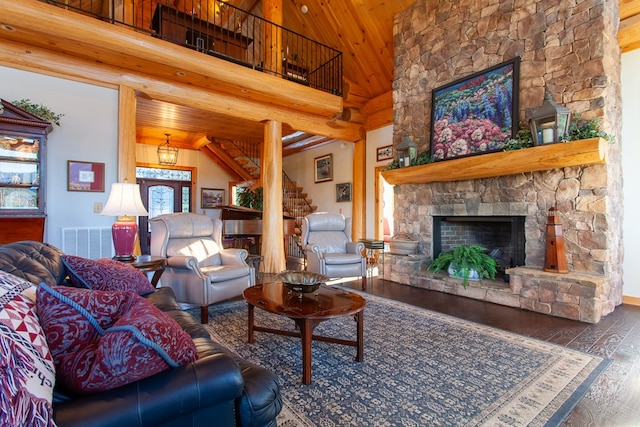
198,290 -> 610,427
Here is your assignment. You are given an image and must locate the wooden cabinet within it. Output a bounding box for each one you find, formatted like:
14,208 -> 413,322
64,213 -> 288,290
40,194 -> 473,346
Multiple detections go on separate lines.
0,99 -> 51,243
151,4 -> 254,67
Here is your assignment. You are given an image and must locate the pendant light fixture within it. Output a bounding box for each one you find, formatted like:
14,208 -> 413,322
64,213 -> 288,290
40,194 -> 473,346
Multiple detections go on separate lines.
157,133 -> 178,166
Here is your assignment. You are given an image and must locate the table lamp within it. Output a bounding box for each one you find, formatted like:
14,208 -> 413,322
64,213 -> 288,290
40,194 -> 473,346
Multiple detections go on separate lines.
101,181 -> 149,261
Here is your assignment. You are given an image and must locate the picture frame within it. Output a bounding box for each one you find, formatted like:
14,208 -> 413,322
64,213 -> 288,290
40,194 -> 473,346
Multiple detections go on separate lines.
430,57 -> 520,161
376,145 -> 393,161
67,160 -> 105,192
314,153 -> 333,183
201,188 -> 225,208
336,182 -> 352,202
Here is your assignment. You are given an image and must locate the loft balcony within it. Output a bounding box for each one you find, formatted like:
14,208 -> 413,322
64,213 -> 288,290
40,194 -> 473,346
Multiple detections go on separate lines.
40,0 -> 342,96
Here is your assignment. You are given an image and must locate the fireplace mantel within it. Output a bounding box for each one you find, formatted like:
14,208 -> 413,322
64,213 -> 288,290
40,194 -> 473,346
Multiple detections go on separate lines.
381,138 -> 608,185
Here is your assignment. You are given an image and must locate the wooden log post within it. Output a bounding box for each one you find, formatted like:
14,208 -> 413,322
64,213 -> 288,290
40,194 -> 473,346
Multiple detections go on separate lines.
263,0 -> 283,76
261,120 -> 286,273
352,138 -> 366,241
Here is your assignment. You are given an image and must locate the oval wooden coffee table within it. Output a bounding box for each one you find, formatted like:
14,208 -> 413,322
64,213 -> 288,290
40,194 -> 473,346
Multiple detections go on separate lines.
243,282 -> 366,384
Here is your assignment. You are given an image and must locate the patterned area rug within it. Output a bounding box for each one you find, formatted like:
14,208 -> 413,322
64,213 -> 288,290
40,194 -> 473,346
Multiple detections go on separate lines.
199,290 -> 609,427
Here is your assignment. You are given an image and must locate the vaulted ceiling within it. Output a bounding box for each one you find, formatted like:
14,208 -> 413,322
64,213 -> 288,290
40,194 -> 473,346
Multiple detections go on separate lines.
3,0 -> 640,160
135,0 -> 640,156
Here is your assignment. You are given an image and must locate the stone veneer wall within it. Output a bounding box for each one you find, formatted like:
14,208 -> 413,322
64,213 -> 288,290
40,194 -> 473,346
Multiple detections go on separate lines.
391,0 -> 623,317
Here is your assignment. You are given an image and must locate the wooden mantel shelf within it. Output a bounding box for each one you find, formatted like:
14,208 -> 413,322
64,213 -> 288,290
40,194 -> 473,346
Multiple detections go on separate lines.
381,137 -> 608,185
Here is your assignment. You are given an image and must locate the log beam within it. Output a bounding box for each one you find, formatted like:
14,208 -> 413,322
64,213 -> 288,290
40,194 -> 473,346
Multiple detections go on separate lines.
0,39 -> 363,142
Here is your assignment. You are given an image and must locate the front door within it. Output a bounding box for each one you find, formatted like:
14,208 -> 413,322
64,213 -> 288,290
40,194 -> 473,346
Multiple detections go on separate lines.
137,179 -> 190,254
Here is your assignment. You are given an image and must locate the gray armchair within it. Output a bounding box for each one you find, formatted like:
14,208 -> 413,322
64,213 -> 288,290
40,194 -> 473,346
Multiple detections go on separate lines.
150,212 -> 254,323
301,212 -> 366,287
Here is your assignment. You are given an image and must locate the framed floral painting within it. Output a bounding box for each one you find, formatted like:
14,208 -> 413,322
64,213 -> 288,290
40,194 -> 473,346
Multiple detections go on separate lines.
430,57 -> 520,161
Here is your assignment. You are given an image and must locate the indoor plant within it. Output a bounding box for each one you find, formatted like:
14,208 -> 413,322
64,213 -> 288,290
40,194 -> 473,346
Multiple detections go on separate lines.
428,244 -> 497,288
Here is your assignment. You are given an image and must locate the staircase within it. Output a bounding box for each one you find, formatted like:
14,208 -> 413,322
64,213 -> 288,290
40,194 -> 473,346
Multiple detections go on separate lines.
214,139 -> 316,261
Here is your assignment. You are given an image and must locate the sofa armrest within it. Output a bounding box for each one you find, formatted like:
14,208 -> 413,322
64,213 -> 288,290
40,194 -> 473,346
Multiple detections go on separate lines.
219,248 -> 248,265
53,351 -> 243,427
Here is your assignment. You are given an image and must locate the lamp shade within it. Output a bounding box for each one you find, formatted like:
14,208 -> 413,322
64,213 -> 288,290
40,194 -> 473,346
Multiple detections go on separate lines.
101,182 -> 148,261
101,182 -> 149,217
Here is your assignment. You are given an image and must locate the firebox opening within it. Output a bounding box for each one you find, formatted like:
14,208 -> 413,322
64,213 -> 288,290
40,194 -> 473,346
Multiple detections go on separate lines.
432,216 -> 525,278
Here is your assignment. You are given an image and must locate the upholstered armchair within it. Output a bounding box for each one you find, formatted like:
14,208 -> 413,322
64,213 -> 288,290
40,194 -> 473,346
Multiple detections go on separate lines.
150,212 -> 254,323
301,212 -> 366,287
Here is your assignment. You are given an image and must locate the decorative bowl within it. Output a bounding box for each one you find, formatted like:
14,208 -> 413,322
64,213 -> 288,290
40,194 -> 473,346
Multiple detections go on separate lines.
276,270 -> 329,293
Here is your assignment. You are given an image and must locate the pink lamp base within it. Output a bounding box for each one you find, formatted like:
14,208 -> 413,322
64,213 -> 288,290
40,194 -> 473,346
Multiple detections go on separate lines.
112,219 -> 138,261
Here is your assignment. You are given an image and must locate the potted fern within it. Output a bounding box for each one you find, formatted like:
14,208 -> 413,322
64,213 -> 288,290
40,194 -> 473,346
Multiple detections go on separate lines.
428,245 -> 497,288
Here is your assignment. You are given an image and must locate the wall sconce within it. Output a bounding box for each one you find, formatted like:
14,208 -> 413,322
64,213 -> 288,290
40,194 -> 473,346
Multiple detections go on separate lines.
158,133 -> 178,165
101,181 -> 149,261
397,133 -> 418,167
526,90 -> 571,145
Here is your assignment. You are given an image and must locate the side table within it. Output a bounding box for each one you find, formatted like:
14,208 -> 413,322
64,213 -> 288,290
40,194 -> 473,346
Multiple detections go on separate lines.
359,239 -> 384,280
124,255 -> 166,287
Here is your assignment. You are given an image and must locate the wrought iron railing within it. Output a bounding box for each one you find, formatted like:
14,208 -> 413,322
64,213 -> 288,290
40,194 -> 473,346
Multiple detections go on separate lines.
41,0 -> 342,95
283,171 -> 314,259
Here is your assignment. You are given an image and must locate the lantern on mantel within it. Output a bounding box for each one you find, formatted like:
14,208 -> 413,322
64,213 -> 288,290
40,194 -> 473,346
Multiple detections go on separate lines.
526,90 -> 571,145
397,133 -> 418,167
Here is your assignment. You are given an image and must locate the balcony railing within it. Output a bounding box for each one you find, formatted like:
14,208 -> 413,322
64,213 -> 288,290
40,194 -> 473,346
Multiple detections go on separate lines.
41,0 -> 343,95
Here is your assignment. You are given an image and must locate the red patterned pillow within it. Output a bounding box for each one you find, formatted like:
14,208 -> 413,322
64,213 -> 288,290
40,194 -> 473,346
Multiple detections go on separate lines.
36,284 -> 198,394
62,255 -> 155,295
0,271 -> 55,427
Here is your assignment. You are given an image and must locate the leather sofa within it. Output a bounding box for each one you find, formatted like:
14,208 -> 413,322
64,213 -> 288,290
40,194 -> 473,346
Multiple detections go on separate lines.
0,240 -> 282,427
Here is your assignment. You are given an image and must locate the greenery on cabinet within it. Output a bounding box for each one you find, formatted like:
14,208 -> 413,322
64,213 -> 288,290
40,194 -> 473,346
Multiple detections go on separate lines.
428,244 -> 497,288
236,187 -> 263,211
11,99 -> 64,126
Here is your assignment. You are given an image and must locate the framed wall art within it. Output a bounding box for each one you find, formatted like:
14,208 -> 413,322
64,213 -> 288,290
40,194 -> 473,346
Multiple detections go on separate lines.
201,188 -> 225,208
314,153 -> 333,183
376,145 -> 393,161
336,182 -> 352,202
430,57 -> 520,161
67,160 -> 105,192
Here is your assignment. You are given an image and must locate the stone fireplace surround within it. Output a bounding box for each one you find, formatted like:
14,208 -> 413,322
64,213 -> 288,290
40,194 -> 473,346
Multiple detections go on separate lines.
387,1 -> 622,323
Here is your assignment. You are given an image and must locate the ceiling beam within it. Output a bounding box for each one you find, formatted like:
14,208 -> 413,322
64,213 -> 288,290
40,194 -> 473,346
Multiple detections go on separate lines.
0,38 -> 364,142
0,0 -> 342,117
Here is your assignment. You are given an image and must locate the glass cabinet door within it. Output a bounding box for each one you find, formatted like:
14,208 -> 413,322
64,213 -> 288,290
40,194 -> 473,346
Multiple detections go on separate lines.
0,134 -> 42,213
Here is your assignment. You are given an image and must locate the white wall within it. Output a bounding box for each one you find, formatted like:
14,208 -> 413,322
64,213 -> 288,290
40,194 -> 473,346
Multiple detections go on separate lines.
1,65 -> 234,250
282,127 -> 394,239
1,65 -> 118,247
365,125 -> 393,237
283,140 -> 355,215
622,50 -> 640,298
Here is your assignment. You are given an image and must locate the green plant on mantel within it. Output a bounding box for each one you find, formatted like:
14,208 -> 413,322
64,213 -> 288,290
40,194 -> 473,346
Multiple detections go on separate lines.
567,115 -> 615,143
504,115 -> 615,151
11,99 -> 64,126
428,244 -> 497,288
382,149 -> 433,171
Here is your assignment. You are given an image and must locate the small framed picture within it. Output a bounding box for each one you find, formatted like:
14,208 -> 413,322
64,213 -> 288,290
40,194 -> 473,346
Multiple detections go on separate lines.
201,188 -> 225,208
377,145 -> 393,161
314,153 -> 333,183
336,182 -> 352,202
67,161 -> 105,192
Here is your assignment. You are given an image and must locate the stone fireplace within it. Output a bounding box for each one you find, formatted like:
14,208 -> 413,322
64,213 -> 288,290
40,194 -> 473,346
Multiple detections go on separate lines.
386,1 -> 622,323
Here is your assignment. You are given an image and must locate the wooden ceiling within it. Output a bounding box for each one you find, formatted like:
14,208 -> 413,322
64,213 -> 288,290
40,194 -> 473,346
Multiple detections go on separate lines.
134,0 -> 415,154
134,0 -> 640,155
4,0 -> 640,158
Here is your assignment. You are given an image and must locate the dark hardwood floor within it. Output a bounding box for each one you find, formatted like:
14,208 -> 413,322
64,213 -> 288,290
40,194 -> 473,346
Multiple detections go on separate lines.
337,277 -> 640,427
